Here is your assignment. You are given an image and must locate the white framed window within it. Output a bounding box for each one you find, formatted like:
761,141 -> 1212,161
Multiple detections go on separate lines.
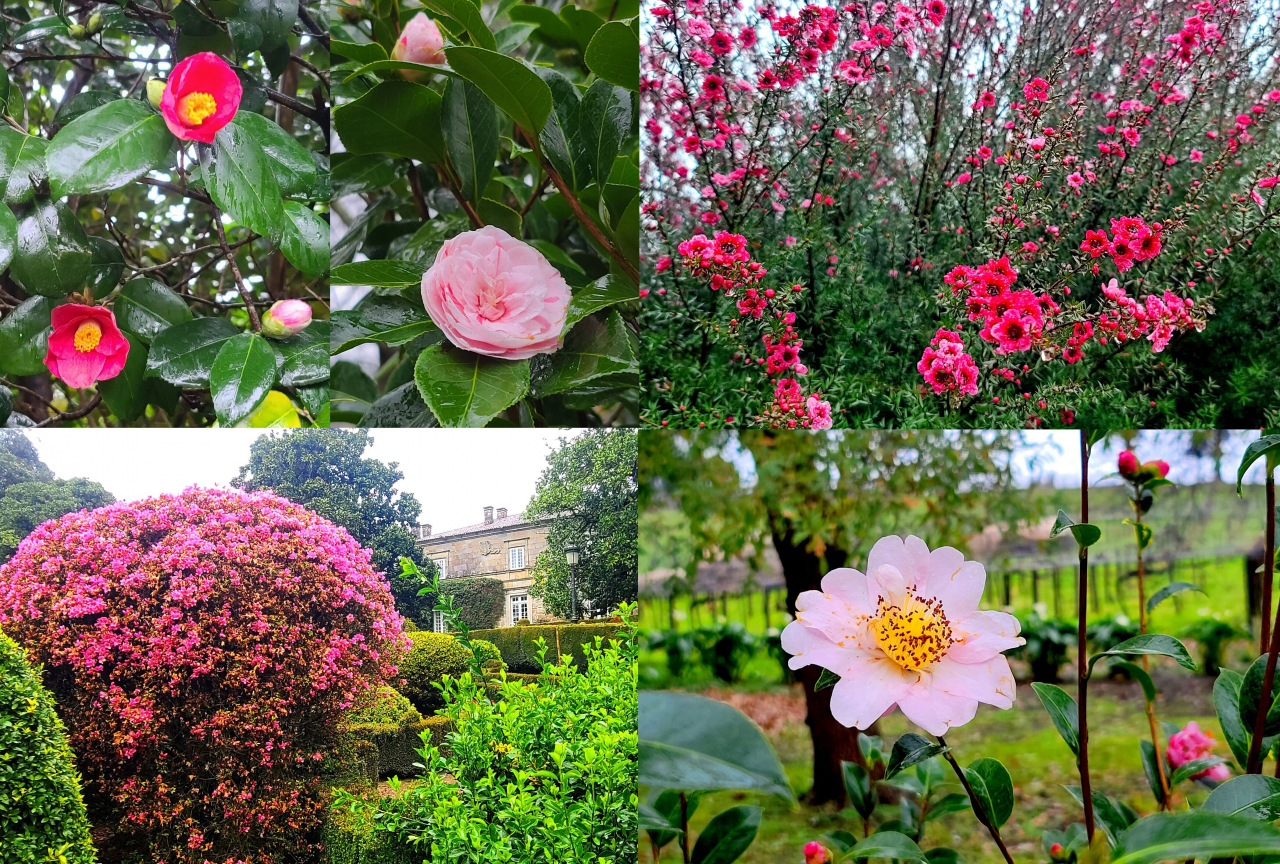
432,556 -> 448,579
432,610 -> 445,633
511,594 -> 529,625
508,546 -> 525,571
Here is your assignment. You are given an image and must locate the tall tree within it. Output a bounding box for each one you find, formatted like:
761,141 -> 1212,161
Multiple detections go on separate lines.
528,429 -> 639,618
640,430 -> 1037,806
0,432 -> 113,561
232,430 -> 433,619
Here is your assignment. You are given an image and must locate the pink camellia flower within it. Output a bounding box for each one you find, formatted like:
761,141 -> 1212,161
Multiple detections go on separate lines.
44,304 -> 130,389
421,226 -> 571,360
1118,449 -> 1139,476
1142,459 -> 1171,479
158,52 -> 242,144
393,13 -> 446,67
781,535 -> 1023,734
1167,721 -> 1230,781
260,299 -> 313,339
806,395 -> 833,430
803,841 -> 831,864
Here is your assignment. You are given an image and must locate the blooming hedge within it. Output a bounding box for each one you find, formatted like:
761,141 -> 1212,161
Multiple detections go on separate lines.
0,487 -> 408,864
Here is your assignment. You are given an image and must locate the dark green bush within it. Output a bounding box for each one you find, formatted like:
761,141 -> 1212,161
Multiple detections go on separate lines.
472,623 -> 627,673
321,799 -> 418,864
397,632 -> 472,712
692,621 -> 757,683
436,578 -> 505,630
1011,613 -> 1076,683
0,629 -> 95,864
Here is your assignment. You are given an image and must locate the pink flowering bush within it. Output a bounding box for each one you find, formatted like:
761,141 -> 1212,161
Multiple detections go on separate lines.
641,0 -> 1280,428
0,487 -> 408,864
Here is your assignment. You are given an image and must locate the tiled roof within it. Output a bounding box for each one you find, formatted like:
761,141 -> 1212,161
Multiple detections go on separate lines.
419,512 -> 553,540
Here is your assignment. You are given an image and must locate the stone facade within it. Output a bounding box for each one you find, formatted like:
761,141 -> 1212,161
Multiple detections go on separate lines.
413,506 -> 559,628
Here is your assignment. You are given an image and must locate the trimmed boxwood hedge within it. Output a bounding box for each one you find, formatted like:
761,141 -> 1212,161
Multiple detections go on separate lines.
322,799 -> 417,864
398,633 -> 502,712
469,623 -> 626,674
0,629 -> 96,864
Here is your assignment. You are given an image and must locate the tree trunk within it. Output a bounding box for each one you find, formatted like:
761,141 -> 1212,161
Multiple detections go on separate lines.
772,522 -> 869,806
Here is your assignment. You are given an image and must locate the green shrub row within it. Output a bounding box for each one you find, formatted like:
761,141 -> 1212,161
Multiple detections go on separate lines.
470,623 -> 626,673
397,632 -> 499,712
322,800 -> 418,864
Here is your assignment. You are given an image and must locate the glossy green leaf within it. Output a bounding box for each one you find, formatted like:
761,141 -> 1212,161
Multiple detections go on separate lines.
690,805 -> 760,864
1112,810 -> 1280,864
419,0 -> 495,50
279,201 -> 329,276
1089,634 -> 1196,674
1168,756 -> 1225,786
1031,682 -> 1079,756
1109,661 -> 1156,703
560,4 -> 606,52
536,68 -> 588,190
12,200 -> 93,297
114,278 -> 194,343
614,192 -> 639,264
206,123 -> 286,243
332,195 -> 393,267
1069,522 -> 1101,548
333,81 -> 446,165
565,274 -> 637,327
539,309 -> 634,395
495,22 -> 536,52
442,78 -> 498,206
1203,774 -> 1280,819
230,112 -> 318,197
239,0 -> 298,50
46,99 -> 172,197
331,360 -> 379,404
529,239 -> 585,277
1122,518 -> 1153,551
846,832 -> 926,862
444,46 -> 552,134
413,343 -> 530,427
508,5 -> 578,47
144,317 -> 240,388
1238,654 -> 1280,738
359,381 -> 438,427
13,17 -> 69,43
332,389 -> 373,425
0,202 -> 15,274
1215,667 -> 1252,769
210,332 -> 281,426
885,733 -> 946,780
97,333 -> 149,421
638,691 -> 794,800
580,80 -> 631,190
276,321 -> 329,387
1138,740 -> 1165,806
1238,434 -> 1280,494
643,791 -> 687,850
54,92 -> 120,125
0,296 -> 56,376
332,153 -> 399,199
331,294 -> 437,353
332,39 -> 389,64
227,17 -> 264,56
1049,509 -> 1074,537
967,757 -> 1013,828
0,130 -> 48,204
1063,786 -> 1125,847
245,390 -> 301,427
924,793 -> 971,823
477,198 -> 521,237
86,236 -> 124,298
331,259 -> 427,288
841,761 -> 875,819
1146,581 -> 1205,613
584,21 -> 639,91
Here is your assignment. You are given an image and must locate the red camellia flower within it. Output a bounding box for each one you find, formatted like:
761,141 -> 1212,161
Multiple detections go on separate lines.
159,52 -> 242,143
1118,449 -> 1139,476
43,304 -> 129,389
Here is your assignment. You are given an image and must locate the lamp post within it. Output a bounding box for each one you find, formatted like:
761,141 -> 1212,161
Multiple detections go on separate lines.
565,543 -> 581,623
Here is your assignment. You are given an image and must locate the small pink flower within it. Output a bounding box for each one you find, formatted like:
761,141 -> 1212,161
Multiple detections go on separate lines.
261,300 -> 312,339
421,226 -> 571,360
804,841 -> 831,864
393,13 -> 446,67
782,536 -> 1023,734
1118,450 -> 1139,476
44,304 -> 130,389
1023,77 -> 1050,102
1167,722 -> 1229,781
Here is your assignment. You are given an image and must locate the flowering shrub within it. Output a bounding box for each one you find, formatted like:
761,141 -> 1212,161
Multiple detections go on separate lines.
0,488 -> 408,864
0,1 -> 328,428
641,0 -> 1280,427
328,0 -> 639,427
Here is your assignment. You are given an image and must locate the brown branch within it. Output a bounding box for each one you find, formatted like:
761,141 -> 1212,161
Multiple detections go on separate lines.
406,161 -> 430,221
545,165 -> 638,284
211,206 -> 262,332
34,394 -> 102,427
139,177 -> 212,204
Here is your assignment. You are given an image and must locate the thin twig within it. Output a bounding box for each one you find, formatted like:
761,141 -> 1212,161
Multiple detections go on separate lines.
139,177 -> 212,204
1248,470 -> 1279,774
1078,431 -> 1096,839
211,207 -> 262,332
34,394 -> 102,427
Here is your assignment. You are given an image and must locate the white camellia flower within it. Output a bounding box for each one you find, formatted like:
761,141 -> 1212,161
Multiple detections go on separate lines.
782,535 -> 1025,735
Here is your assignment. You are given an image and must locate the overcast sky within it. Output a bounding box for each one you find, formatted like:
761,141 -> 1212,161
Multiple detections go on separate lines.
24,429 -> 579,533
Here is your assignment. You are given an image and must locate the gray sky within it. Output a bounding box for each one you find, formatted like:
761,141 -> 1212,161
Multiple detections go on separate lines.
24,429 -> 579,534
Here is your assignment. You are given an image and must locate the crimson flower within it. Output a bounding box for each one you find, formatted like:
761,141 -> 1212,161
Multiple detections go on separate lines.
159,52 -> 242,143
43,304 -> 129,389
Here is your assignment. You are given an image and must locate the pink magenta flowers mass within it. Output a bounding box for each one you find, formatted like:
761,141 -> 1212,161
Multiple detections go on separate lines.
782,535 -> 1023,735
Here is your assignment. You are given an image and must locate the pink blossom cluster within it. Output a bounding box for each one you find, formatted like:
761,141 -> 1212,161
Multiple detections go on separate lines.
0,487 -> 409,864
943,257 -> 1060,356
676,231 -> 766,290
766,378 -> 834,429
917,328 -> 980,396
1097,279 -> 1203,352
1079,216 -> 1164,274
1166,5 -> 1224,64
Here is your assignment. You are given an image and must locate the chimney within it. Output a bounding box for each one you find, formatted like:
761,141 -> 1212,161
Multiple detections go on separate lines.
418,524 -> 431,539
496,507 -> 507,519
484,506 -> 494,524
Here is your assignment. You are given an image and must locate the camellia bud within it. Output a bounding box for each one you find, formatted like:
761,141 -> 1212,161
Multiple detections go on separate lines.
1048,842 -> 1070,862
260,299 -> 313,339
1117,449 -> 1138,477
87,12 -> 103,34
146,79 -> 167,110
802,841 -> 830,864
391,13 -> 446,78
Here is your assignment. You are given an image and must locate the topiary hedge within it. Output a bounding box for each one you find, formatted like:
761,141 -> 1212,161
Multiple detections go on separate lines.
436,578 -> 505,630
470,623 -> 627,674
322,798 -> 418,864
0,629 -> 96,864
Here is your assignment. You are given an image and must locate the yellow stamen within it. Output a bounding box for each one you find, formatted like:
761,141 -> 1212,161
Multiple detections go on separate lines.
177,92 -> 218,126
869,593 -> 953,671
73,321 -> 102,353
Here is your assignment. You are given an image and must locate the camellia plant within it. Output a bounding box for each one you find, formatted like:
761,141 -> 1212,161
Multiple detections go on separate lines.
328,0 -> 639,428
0,0 -> 329,428
640,0 -> 1280,429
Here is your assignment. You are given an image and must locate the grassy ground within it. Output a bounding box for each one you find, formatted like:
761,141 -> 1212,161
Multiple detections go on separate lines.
640,669 -> 1251,864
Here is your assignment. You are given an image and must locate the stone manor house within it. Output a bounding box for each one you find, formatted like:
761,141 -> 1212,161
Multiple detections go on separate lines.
412,506 -> 555,629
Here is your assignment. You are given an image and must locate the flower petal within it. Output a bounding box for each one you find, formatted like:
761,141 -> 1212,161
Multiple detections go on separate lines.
867,534 -> 931,592
947,610 -> 1025,663
829,654 -> 913,730
781,620 -> 877,675
932,654 -> 1017,709
819,567 -> 873,614
790,590 -> 877,651
51,350 -> 106,389
897,687 -> 979,736
922,550 -> 986,617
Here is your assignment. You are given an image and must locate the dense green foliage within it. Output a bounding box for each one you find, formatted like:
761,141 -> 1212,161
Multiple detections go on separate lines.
397,631 -> 475,712
472,622 -> 626,674
0,432 -> 112,561
0,629 -> 95,864
527,429 -> 638,617
334,618 -> 638,863
433,577 -> 504,631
